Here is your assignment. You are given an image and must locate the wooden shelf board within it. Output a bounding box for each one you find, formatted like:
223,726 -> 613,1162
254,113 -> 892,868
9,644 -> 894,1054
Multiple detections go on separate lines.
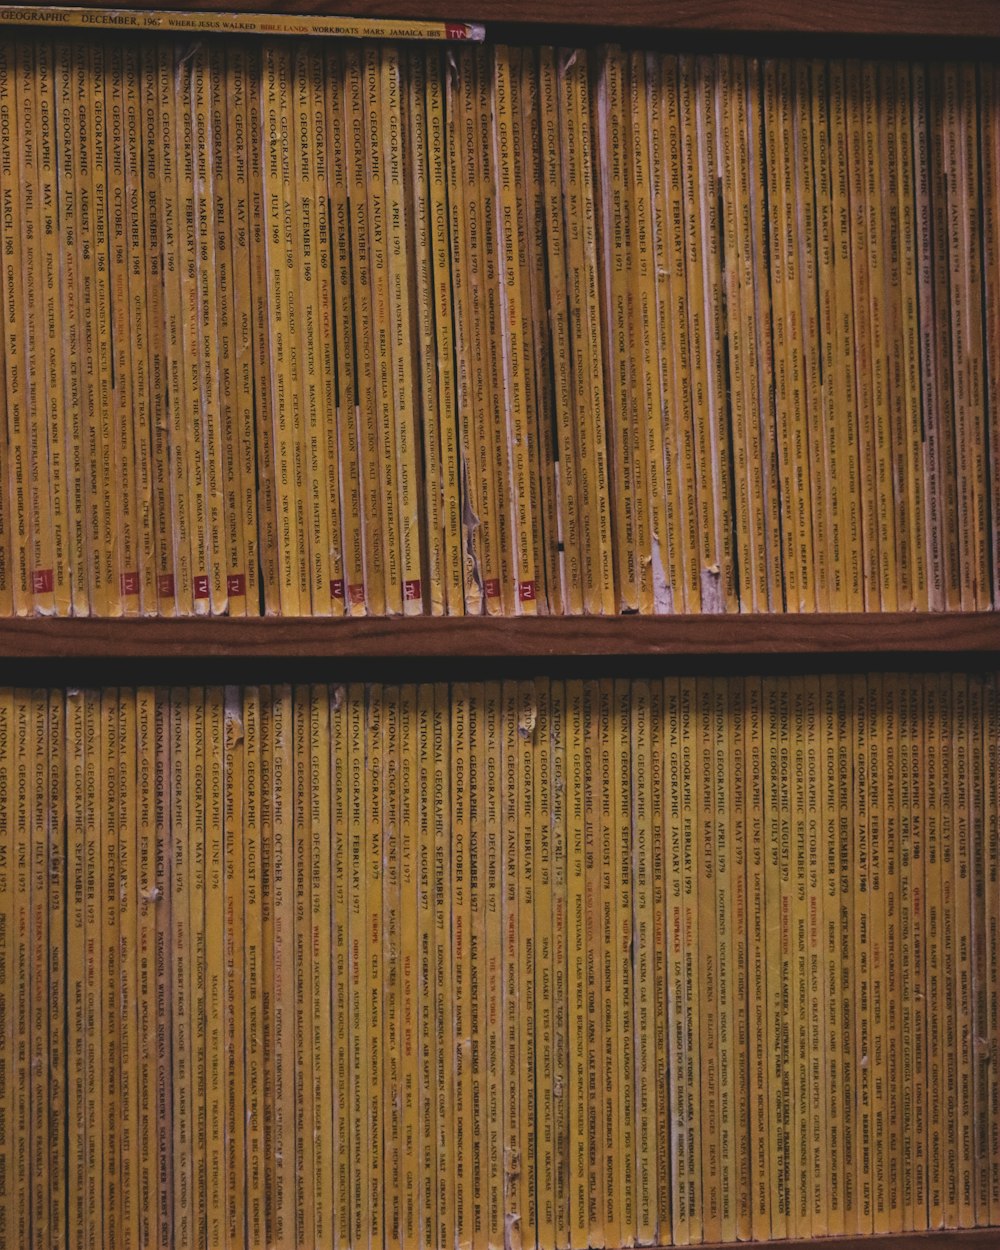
49,0 -> 1000,38
0,612 -> 996,659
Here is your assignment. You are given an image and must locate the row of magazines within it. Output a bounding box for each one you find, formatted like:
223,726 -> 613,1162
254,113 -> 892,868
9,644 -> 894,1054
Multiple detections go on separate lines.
0,35 -> 998,614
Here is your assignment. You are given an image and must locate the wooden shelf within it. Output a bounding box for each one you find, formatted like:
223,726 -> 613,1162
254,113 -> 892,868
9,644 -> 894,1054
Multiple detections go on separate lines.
0,612 -> 996,660
57,0 -> 1000,38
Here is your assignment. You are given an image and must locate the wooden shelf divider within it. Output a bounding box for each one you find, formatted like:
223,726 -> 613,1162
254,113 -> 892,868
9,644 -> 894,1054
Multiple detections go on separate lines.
0,612 -> 996,659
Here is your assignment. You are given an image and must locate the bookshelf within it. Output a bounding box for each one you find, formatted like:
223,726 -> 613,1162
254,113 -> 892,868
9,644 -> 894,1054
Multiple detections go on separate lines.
0,6 -> 998,1250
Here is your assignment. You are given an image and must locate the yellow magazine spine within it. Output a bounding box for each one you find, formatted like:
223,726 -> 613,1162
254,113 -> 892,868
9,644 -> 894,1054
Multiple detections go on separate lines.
479,48 -> 516,616
101,689 -> 122,1250
330,685 -> 351,1250
850,676 -> 872,1233
91,40 -> 124,614
763,679 -> 788,1238
893,63 -> 928,610
261,44 -> 306,615
415,684 -> 437,1250
383,686 -> 402,1250
869,676 -> 889,1235
569,54 -> 616,614
224,45 -> 260,615
559,51 -> 607,615
204,689 -> 226,1247
646,679 -> 671,1243
663,679 -> 689,1244
433,682 -> 456,1250
534,679 -> 556,1249
697,55 -> 739,611
46,689 -> 66,1249
497,682 -> 517,1250
14,40 -> 56,617
927,65 -> 962,610
820,677 -> 843,1236
862,62 -> 897,610
12,688 -> 28,1236
152,689 -> 173,1250
271,685 -> 296,1248
784,679 -> 802,1236
189,690 -> 208,1247
746,677 -> 772,1240
513,51 -> 557,614
245,46 -> 281,614
137,40 -> 175,615
940,675 -> 960,1227
584,681 -> 607,1247
0,291 -> 11,615
204,44 -> 240,617
292,45 -> 333,618
803,677 -> 826,1234
0,41 -> 33,615
399,685 -> 420,1250
2,692 -> 23,1238
406,49 -> 446,616
224,687 -> 248,1248
906,678 -> 928,1228
442,48 -> 486,614
566,679 -> 588,1249
630,680 -> 655,1241
347,682 -> 371,1250
614,679 -> 636,1244
837,678 -> 857,1232
450,681 -> 472,1250
968,676 -> 989,1225
661,56 -> 702,613
597,685 -> 620,1250
80,690 -> 101,1250
493,47 -> 538,612
952,675 -> 975,1225
596,45 -> 639,613
105,42 -> 139,613
0,691 -> 14,1245
984,67 -> 1000,610
424,50 -> 466,613
0,6 -> 487,39
716,54 -> 754,614
695,678 -> 721,1241
944,65 -> 989,609
117,690 -> 141,1248
382,47 -> 424,613
924,675 -> 944,1228
260,685 -> 276,1244
645,55 -> 684,613
537,47 -> 583,614
809,57 -> 843,612
549,681 -> 570,1250
345,45 -> 386,615
713,676 -> 738,1241
877,63 -> 912,611
156,40 -> 193,614
793,61 -> 827,612
827,59 -> 865,611
243,687 -> 266,1249
367,682 -> 385,1250
679,679 -> 702,1241
312,52 -> 345,618
119,43 -> 156,614
843,60 -> 880,608
310,685 -> 333,1247
517,681 -> 539,1250
728,676 -> 752,1239
292,688 -> 315,1247
985,676 -> 1000,1222
467,683 -> 486,1250
365,44 -> 404,616
35,39 -> 72,613
628,51 -> 664,613
322,49 -> 364,615
28,691 -> 50,1247
885,680 -> 904,1230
